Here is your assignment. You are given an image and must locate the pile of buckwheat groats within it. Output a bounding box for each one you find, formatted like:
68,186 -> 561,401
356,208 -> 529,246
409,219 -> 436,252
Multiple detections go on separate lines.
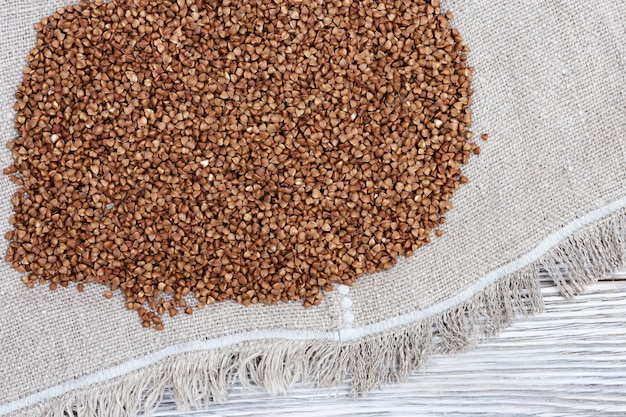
5,0 -> 482,329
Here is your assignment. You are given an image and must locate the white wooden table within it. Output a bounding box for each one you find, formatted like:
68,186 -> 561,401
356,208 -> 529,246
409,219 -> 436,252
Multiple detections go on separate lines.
150,271 -> 626,417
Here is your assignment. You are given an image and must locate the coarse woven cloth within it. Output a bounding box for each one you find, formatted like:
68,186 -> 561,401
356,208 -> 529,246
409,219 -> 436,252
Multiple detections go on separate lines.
0,0 -> 625,415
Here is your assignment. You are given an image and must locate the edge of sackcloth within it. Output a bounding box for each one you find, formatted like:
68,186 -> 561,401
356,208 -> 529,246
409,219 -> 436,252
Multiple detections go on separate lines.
4,203 -> 626,417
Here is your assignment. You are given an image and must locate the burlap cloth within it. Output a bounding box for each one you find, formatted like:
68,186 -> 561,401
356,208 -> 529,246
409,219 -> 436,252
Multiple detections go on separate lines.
1,1 -> 625,416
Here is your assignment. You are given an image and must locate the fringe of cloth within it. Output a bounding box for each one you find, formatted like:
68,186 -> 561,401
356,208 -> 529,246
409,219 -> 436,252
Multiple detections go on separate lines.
12,208 -> 626,417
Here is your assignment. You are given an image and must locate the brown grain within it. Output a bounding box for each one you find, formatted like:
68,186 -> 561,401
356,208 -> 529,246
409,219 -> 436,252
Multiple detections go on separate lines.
6,0 -> 481,329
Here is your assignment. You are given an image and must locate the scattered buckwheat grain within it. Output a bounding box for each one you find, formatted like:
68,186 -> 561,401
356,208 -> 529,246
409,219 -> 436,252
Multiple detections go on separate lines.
6,0 -> 480,329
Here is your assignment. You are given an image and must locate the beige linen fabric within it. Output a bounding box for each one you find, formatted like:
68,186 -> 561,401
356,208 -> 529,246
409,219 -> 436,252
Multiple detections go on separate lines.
0,0 -> 625,415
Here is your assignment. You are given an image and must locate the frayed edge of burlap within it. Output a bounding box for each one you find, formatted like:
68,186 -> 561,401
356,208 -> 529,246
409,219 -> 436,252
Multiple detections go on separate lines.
11,208 -> 626,417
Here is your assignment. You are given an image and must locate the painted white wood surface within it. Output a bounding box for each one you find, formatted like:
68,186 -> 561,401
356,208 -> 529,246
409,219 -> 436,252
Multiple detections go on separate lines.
150,272 -> 626,417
